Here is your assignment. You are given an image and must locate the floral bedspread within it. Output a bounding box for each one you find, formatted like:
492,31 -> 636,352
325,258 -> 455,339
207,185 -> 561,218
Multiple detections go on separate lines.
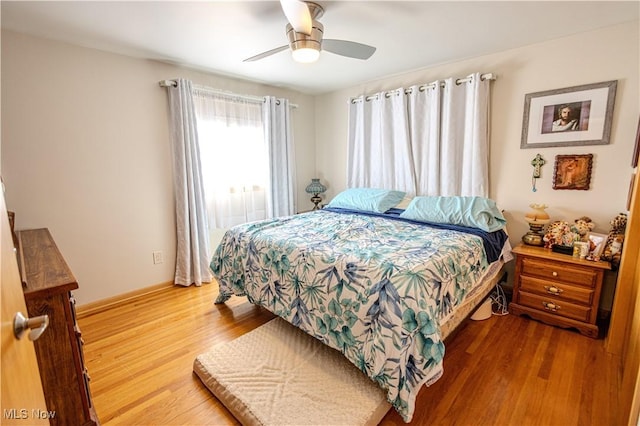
212,209 -> 497,422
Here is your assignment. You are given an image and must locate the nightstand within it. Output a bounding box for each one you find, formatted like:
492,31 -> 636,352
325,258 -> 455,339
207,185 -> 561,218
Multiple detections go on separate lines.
509,244 -> 611,338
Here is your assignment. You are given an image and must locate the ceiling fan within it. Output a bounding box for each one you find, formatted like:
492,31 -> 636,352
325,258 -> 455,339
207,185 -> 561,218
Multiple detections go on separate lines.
243,0 -> 376,63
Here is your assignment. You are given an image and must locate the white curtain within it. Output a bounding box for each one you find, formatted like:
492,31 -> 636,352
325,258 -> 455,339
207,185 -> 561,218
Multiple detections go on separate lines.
347,89 -> 416,194
193,90 -> 267,229
348,72 -> 491,197
438,74 -> 490,196
166,79 -> 212,286
263,96 -> 296,217
408,83 -> 442,196
346,94 -> 371,188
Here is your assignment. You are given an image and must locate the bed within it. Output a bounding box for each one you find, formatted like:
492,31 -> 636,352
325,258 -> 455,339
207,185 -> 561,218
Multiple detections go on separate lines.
211,194 -> 511,422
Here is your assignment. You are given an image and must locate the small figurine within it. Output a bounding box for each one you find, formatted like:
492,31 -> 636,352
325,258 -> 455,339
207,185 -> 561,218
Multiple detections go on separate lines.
602,213 -> 627,266
543,220 -> 580,248
573,216 -> 595,242
543,216 -> 594,251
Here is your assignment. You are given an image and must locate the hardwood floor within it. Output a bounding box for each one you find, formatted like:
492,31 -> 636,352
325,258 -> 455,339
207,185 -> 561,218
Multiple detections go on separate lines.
79,283 -> 622,426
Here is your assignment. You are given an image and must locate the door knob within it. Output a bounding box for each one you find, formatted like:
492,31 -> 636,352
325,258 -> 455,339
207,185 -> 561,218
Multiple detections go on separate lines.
13,312 -> 49,341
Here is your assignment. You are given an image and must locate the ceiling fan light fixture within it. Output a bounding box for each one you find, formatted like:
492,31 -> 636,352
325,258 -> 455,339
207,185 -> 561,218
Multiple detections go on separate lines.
292,47 -> 320,63
287,21 -> 323,63
244,4 -> 376,63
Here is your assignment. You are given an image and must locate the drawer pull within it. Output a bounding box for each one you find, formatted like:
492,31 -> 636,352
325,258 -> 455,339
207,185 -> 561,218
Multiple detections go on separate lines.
544,285 -> 564,295
552,271 -> 558,277
542,301 -> 561,312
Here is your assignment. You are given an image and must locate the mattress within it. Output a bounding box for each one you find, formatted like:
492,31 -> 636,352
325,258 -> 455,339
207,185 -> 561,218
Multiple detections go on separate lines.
194,318 -> 391,426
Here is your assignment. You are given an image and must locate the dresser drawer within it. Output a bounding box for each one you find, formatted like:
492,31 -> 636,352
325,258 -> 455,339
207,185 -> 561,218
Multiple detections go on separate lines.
520,276 -> 594,306
521,257 -> 598,288
518,291 -> 591,322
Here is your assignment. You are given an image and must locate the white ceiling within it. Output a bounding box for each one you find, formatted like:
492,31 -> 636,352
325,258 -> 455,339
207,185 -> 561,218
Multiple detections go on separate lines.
1,1 -> 638,95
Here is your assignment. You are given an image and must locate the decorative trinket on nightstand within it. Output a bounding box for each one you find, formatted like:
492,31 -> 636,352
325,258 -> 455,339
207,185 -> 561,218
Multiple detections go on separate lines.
602,212 -> 627,267
543,216 -> 594,255
522,203 -> 550,246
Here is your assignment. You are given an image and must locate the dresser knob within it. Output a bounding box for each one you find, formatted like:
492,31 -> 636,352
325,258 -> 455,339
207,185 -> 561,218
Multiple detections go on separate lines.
542,301 -> 560,312
544,285 -> 564,295
552,271 -> 558,277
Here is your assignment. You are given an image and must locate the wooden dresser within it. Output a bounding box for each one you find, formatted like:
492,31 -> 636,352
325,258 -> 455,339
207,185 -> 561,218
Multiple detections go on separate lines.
18,228 -> 99,425
509,244 -> 611,338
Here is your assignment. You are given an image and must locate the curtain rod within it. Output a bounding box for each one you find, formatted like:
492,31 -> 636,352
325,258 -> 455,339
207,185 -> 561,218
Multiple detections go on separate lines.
159,80 -> 298,108
350,72 -> 496,104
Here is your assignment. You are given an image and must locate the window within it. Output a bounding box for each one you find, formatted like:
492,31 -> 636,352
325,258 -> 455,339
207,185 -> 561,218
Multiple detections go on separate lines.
193,92 -> 267,228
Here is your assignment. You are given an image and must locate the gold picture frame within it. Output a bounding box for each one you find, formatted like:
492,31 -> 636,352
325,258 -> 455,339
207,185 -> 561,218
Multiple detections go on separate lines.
552,154 -> 593,190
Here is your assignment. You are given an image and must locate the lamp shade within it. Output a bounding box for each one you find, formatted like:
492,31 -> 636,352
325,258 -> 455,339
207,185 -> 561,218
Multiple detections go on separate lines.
524,203 -> 550,225
305,178 -> 326,195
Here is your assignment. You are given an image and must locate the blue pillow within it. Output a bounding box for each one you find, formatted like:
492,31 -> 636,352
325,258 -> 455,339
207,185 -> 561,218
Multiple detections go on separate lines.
399,196 -> 506,232
327,188 -> 406,213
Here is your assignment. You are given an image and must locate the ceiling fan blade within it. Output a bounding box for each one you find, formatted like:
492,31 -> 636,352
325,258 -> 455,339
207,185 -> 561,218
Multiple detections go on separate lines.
243,45 -> 289,62
279,0 -> 312,35
322,39 -> 376,60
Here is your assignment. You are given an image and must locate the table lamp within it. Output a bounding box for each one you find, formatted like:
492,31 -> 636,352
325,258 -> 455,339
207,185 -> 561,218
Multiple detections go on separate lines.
305,178 -> 327,210
523,203 -> 550,246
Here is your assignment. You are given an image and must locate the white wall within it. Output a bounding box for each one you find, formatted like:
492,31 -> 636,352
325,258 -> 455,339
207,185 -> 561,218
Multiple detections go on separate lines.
1,30 -> 316,305
315,20 -> 639,304
3,20 -> 638,307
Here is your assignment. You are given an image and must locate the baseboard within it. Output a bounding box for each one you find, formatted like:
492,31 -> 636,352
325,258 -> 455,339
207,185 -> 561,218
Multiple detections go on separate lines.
76,281 -> 174,319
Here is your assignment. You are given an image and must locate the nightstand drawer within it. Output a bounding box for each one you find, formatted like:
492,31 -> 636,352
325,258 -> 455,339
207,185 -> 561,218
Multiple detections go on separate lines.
520,276 -> 594,306
521,257 -> 598,288
518,291 -> 591,322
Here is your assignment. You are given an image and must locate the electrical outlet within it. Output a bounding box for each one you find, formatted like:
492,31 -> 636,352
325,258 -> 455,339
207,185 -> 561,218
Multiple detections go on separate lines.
153,251 -> 163,265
